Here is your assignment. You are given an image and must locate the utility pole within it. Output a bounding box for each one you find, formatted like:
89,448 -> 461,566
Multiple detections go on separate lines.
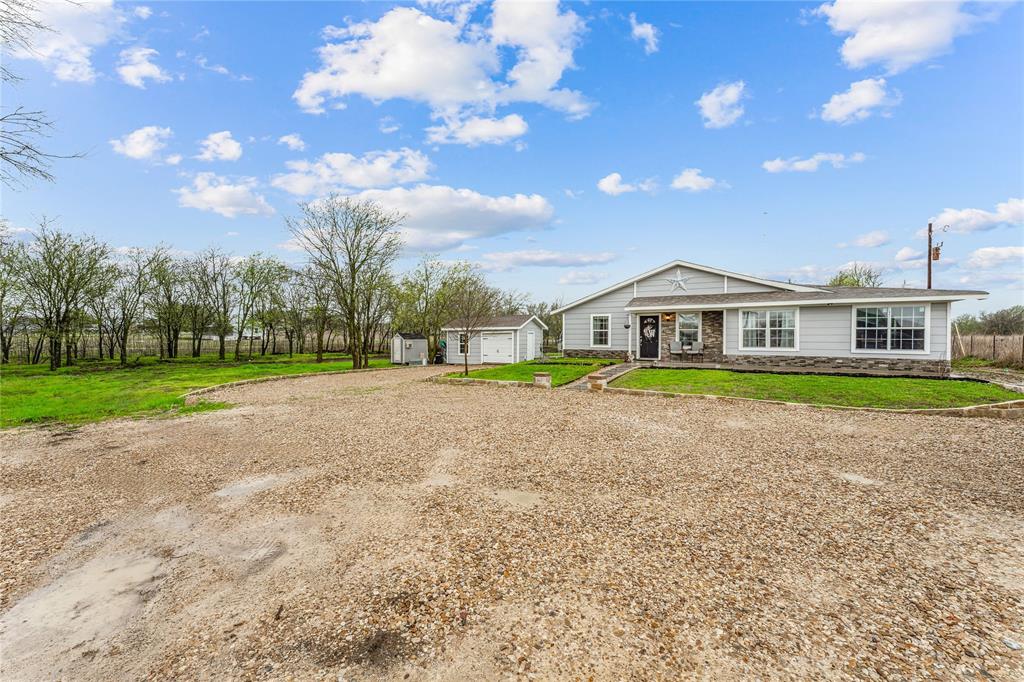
927,222 -> 933,289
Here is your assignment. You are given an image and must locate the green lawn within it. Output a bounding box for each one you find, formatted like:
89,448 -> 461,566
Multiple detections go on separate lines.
609,368 -> 1021,409
456,357 -> 618,387
0,353 -> 390,428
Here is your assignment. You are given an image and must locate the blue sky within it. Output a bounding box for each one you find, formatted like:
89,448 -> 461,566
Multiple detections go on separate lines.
4,0 -> 1023,313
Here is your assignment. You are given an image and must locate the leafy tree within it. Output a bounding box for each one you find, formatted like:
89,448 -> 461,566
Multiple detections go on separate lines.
979,305 -> 1024,335
445,268 -> 502,376
827,263 -> 884,288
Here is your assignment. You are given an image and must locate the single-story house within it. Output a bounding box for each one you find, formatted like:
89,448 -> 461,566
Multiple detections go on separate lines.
442,314 -> 548,365
553,260 -> 988,375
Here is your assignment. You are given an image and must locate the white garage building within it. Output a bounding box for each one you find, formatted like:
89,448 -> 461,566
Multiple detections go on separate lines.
442,314 -> 548,365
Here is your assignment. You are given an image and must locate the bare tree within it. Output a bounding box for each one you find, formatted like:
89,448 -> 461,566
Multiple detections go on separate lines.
286,196 -> 403,369
0,222 -> 28,362
110,247 -> 164,366
196,248 -> 235,360
232,254 -> 283,360
0,0 -> 81,187
281,270 -> 309,358
150,254 -> 187,358
827,263 -> 884,288
182,255 -> 214,357
445,268 -> 502,376
20,221 -> 109,369
300,265 -> 332,363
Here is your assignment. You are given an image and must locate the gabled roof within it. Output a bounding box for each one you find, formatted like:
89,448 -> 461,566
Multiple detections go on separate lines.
394,332 -> 426,339
623,286 -> 988,311
552,260 -> 824,314
441,314 -> 549,331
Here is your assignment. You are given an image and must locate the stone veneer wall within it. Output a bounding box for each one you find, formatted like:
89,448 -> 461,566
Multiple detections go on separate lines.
655,311 -> 725,361
725,354 -> 950,376
564,348 -> 629,360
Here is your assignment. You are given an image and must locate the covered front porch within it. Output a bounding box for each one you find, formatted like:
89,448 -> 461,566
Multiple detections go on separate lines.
628,310 -> 725,363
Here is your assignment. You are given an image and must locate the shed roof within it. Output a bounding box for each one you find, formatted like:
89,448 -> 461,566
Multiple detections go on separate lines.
394,332 -> 426,339
624,286 -> 987,310
441,314 -> 548,331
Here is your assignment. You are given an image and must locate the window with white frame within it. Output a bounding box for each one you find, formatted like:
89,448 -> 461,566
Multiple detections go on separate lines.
591,315 -> 610,346
677,313 -> 700,348
458,333 -> 468,354
855,305 -> 926,351
740,309 -> 796,350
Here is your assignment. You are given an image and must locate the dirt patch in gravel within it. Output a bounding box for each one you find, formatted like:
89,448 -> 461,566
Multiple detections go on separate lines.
2,364 -> 1022,680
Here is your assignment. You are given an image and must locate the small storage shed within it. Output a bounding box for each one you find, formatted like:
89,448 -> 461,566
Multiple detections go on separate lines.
441,315 -> 548,365
391,332 -> 428,365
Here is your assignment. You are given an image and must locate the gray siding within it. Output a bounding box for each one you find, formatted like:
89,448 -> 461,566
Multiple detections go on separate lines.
563,265 -> 787,352
517,320 -> 544,360
445,330 -> 481,364
723,302 -> 949,360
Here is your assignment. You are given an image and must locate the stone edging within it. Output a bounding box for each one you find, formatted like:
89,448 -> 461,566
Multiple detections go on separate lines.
594,385 -> 1024,419
429,376 -> 550,389
180,365 -> 412,404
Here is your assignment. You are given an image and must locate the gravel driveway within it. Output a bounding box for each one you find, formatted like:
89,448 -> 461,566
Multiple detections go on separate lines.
2,365 -> 1022,680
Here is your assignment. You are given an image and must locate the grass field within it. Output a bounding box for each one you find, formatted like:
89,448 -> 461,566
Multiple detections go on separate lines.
457,357 -> 618,387
609,368 -> 1021,409
0,354 -> 390,428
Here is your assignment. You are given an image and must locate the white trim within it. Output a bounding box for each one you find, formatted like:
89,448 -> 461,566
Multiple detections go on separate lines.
513,329 -> 518,363
723,276 -> 728,293
624,293 -> 986,313
441,314 -> 548,332
849,303 -> 931,356
627,313 -> 633,357
675,310 -> 702,348
552,259 -> 822,314
944,302 -> 951,361
561,313 -> 565,351
590,313 -> 611,348
737,307 -> 800,352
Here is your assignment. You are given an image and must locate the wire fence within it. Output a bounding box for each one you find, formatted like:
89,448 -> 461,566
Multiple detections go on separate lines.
952,333 -> 1024,363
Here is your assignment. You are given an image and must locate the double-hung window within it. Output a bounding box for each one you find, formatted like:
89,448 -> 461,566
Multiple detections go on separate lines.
458,333 -> 468,355
677,313 -> 700,348
854,305 -> 927,352
590,314 -> 610,347
739,309 -> 797,350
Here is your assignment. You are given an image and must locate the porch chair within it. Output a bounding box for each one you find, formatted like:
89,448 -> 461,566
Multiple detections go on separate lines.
669,341 -> 683,358
685,341 -> 705,362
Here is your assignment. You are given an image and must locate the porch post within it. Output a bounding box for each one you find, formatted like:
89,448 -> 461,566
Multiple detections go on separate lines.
627,312 -> 632,358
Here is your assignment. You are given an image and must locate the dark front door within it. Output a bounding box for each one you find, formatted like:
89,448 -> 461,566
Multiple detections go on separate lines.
639,315 -> 659,359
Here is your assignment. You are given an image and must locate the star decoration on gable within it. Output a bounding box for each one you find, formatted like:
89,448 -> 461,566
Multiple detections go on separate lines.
664,275 -> 692,292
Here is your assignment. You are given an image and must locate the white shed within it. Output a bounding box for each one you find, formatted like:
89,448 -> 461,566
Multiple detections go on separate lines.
391,332 -> 428,365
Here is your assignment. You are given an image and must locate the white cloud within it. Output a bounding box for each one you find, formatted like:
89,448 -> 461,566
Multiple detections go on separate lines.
272,148 -> 431,196
597,172 -> 656,196
109,125 -> 172,161
670,168 -> 721,192
894,246 -> 923,262
478,249 -> 616,271
225,231 -> 240,237
175,173 -> 275,218
133,5 -> 152,19
194,55 -> 251,81
293,2 -> 590,137
926,198 -> 1023,234
9,0 -> 125,83
346,184 -> 553,250
837,230 -> 889,248
814,0 -> 992,74
277,134 -> 306,151
116,46 -> 171,88
196,131 -> 243,162
965,246 -> 1024,270
165,153 -> 182,165
629,13 -> 659,55
379,117 -> 400,134
559,270 -> 607,285
820,78 -> 900,124
762,151 -> 865,173
695,81 -> 746,129
426,114 -> 528,146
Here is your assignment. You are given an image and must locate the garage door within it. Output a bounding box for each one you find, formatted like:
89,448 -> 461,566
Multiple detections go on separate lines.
481,331 -> 515,364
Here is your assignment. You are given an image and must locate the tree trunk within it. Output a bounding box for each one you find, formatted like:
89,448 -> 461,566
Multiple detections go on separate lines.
218,335 -> 226,360
463,348 -> 469,376
315,325 -> 324,363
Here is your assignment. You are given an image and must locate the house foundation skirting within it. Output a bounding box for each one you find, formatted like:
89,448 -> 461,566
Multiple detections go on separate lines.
724,354 -> 950,376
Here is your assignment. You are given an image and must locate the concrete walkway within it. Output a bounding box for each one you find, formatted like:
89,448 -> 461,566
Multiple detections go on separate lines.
564,362 -> 640,390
